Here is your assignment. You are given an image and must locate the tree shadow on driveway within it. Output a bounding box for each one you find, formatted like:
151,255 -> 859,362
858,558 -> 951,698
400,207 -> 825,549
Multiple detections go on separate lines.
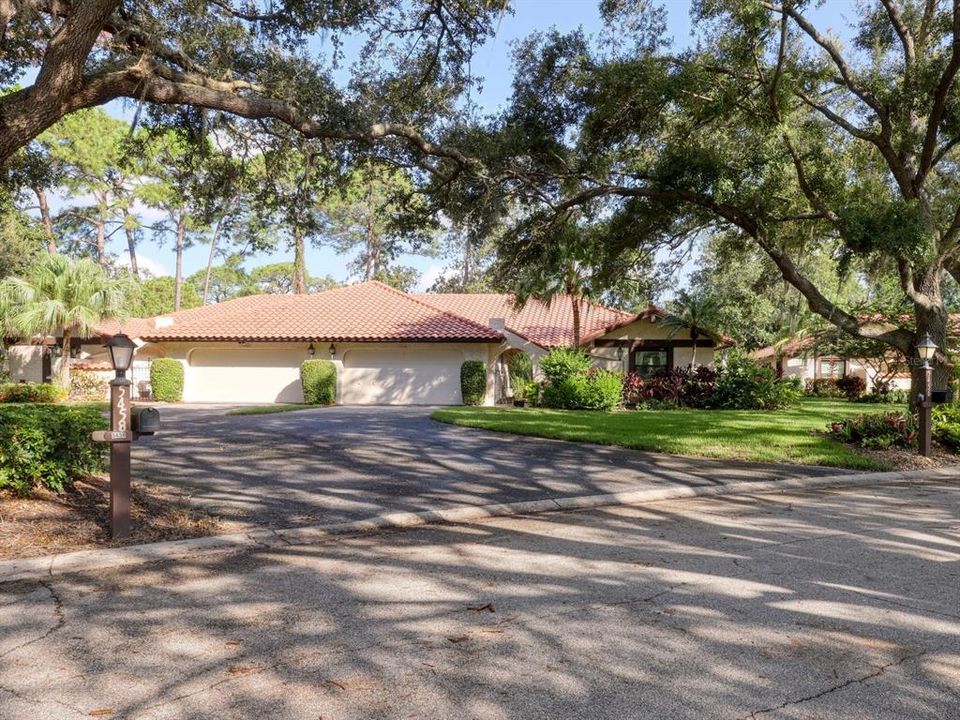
0,481 -> 956,719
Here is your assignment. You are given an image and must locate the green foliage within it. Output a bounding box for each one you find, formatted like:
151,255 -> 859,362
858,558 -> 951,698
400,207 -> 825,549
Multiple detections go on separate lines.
580,370 -> 624,411
712,355 -> 801,411
828,412 -> 918,450
541,375 -> 588,410
0,382 -> 65,403
539,348 -> 623,411
539,347 -> 592,384
509,352 -> 533,383
150,358 -> 184,402
0,404 -> 107,494
805,379 -> 845,398
69,371 -> 109,402
0,203 -> 42,278
0,253 -> 132,386
460,360 -> 487,406
138,276 -> 202,316
933,404 -> 960,452
300,359 -> 337,405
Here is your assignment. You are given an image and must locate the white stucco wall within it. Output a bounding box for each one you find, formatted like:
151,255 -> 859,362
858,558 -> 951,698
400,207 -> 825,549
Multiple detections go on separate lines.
3,344 -> 66,383
152,341 -> 502,405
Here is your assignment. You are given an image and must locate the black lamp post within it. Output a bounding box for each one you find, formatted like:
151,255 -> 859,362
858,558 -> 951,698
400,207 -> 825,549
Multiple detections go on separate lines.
105,333 -> 136,537
916,333 -> 937,457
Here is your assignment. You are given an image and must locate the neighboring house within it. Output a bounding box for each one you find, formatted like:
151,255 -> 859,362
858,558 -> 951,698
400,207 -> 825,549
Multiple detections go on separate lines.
4,281 -> 725,405
751,336 -> 912,392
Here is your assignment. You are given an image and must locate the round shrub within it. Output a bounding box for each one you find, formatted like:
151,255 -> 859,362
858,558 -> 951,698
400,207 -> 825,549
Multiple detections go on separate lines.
0,382 -> 65,403
836,375 -> 866,400
581,370 -> 624,411
539,347 -> 591,384
0,405 -> 107,494
150,358 -> 184,402
301,359 -> 337,405
461,360 -> 487,406
542,374 -> 588,409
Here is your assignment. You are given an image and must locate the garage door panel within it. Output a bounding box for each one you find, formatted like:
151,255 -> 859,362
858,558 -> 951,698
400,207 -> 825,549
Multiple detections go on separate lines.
187,348 -> 304,403
341,348 -> 463,405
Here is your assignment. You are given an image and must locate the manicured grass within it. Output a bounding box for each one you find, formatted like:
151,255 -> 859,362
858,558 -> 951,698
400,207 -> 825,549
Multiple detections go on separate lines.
432,398 -> 905,470
226,403 -> 324,416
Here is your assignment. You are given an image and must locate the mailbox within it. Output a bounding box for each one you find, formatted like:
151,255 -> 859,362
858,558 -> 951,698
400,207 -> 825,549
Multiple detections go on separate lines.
132,407 -> 161,435
932,390 -> 954,405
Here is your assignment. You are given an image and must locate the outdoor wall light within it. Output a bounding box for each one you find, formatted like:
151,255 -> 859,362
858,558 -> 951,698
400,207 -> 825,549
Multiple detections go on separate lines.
917,332 -> 937,368
329,343 -> 337,358
105,333 -> 136,377
616,345 -> 625,361
307,343 -> 316,357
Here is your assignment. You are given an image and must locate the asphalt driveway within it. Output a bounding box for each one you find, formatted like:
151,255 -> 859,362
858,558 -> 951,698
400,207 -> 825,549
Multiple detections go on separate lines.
133,406 -> 846,529
1,481 -> 957,719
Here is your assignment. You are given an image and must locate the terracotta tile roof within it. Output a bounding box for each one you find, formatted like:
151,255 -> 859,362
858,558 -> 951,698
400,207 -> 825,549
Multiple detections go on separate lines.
127,281 -> 504,343
413,293 -> 638,348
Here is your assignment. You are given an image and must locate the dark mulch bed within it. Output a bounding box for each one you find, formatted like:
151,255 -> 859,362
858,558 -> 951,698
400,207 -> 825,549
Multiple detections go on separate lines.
0,477 -> 228,560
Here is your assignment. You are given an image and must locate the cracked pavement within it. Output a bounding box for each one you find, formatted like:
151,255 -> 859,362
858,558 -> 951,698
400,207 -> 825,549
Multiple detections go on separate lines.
1,480 -> 958,719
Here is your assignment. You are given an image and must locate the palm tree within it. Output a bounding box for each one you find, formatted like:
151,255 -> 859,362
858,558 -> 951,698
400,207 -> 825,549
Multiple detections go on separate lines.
662,291 -> 721,368
0,254 -> 132,387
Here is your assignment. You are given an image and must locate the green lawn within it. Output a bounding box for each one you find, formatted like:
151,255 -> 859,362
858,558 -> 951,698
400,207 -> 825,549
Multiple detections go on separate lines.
432,399 -> 904,470
226,403 -> 324,416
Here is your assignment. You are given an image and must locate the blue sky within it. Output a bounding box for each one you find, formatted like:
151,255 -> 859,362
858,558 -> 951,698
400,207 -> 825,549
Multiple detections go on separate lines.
58,1 -> 854,294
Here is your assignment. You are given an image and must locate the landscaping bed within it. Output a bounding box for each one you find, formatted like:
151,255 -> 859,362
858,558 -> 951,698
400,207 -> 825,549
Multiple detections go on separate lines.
0,476 -> 227,560
433,399 -> 912,470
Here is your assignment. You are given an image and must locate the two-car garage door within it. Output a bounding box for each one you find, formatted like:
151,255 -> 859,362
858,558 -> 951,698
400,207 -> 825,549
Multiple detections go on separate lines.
185,346 -> 466,405
340,347 -> 463,405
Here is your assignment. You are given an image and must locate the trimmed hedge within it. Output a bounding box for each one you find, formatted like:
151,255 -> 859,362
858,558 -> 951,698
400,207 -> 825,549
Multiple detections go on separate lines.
150,358 -> 184,402
461,360 -> 487,406
0,382 -> 66,403
301,359 -> 337,405
0,405 -> 107,494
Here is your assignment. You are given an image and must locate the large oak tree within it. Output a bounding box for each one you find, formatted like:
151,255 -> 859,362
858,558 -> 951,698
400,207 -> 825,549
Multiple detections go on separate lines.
468,0 -> 960,395
0,0 -> 504,172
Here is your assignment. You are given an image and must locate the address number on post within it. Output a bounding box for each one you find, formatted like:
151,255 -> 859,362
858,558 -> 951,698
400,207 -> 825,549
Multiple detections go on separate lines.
92,430 -> 134,443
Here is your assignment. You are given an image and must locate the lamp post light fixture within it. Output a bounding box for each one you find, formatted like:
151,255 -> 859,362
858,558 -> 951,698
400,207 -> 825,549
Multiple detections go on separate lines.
916,332 -> 938,457
104,333 -> 136,537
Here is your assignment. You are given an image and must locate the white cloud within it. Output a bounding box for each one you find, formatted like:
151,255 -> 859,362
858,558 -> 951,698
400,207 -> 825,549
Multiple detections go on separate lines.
119,252 -> 170,278
415,264 -> 444,292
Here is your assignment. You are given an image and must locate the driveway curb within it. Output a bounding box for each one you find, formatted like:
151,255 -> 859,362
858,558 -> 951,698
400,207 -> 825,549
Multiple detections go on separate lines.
1,468 -> 955,584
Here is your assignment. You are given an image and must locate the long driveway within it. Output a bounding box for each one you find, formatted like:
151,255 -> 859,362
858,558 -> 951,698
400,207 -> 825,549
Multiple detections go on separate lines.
133,406 -> 845,528
1,481 -> 956,719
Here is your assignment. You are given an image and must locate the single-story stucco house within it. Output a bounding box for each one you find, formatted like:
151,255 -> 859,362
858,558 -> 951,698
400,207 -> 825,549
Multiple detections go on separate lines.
4,281 -> 724,405
750,337 -> 909,392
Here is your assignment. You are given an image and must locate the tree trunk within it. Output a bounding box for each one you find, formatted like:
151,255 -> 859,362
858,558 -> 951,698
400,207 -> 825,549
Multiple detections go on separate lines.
34,188 -> 57,253
292,227 -> 306,294
571,294 -> 581,348
56,328 -> 72,389
690,337 -> 697,369
123,210 -> 139,279
174,208 -> 186,311
365,205 -> 378,280
911,296 -> 950,410
95,218 -> 108,270
462,236 -> 472,288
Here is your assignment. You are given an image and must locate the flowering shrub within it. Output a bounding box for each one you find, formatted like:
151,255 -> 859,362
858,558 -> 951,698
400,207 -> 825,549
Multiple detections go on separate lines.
828,412 -> 917,450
